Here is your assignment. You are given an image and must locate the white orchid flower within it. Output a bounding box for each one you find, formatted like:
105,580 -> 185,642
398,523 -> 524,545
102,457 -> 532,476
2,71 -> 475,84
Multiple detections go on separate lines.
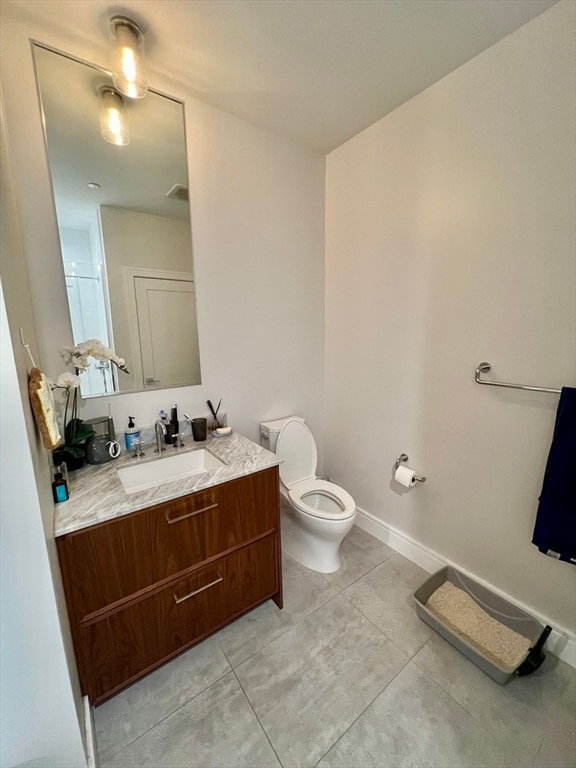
60,345 -> 75,364
58,339 -> 129,375
56,372 -> 81,388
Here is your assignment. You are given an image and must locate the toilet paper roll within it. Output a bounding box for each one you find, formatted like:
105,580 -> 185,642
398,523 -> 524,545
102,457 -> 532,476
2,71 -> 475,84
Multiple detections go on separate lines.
395,465 -> 417,487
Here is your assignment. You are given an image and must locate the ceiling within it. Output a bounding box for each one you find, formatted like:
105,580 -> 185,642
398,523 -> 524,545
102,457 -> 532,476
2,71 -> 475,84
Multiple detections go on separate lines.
2,0 -> 559,153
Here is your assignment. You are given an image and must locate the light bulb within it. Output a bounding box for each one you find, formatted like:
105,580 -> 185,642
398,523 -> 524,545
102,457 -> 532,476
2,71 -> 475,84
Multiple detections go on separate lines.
110,16 -> 147,99
98,86 -> 130,146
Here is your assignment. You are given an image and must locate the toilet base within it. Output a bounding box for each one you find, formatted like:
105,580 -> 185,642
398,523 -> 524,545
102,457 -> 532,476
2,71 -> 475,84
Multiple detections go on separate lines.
280,495 -> 356,574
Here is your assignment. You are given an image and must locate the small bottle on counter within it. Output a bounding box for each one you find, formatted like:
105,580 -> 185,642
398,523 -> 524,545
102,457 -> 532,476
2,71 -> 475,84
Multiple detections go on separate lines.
52,472 -> 69,503
125,416 -> 140,450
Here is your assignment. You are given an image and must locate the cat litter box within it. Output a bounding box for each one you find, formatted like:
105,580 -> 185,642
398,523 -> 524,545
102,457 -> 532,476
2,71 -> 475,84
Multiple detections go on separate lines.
413,566 -> 552,685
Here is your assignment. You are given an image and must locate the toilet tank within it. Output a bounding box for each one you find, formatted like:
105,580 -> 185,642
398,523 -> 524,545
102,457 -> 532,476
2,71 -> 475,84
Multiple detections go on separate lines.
260,416 -> 305,454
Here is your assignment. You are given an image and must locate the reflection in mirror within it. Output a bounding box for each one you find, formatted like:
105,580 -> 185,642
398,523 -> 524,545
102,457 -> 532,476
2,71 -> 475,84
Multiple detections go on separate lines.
33,44 -> 201,397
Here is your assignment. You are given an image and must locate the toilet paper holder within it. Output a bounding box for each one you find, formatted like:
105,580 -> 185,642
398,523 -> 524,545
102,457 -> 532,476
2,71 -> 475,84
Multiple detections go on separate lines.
395,453 -> 426,483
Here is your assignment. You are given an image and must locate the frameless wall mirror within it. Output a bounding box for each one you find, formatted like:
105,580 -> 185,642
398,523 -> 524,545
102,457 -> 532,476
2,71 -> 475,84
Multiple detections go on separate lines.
33,43 -> 201,397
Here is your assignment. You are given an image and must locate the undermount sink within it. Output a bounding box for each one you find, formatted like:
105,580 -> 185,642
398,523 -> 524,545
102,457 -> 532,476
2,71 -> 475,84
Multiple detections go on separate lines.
117,449 -> 225,494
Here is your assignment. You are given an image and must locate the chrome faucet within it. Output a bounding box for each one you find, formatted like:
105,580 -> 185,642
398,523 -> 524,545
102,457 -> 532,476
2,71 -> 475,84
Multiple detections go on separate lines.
154,420 -> 167,453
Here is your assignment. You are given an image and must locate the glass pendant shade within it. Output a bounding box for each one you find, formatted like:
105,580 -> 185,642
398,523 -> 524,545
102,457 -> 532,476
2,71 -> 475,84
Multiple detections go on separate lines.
98,87 -> 130,146
110,16 -> 147,99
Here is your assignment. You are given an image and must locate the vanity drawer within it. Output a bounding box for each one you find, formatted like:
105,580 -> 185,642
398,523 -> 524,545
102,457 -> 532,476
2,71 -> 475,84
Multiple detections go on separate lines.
76,534 -> 278,704
57,467 -> 279,620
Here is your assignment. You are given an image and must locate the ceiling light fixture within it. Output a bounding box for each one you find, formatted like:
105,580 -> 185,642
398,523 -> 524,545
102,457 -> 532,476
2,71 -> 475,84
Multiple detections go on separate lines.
109,15 -> 147,99
98,86 -> 130,146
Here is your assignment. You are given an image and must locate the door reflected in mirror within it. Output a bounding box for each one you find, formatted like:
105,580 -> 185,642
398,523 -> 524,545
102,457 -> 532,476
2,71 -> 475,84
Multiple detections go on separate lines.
33,44 -> 201,397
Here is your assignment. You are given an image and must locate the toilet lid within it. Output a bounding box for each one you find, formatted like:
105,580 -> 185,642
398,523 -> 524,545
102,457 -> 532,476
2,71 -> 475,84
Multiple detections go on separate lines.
276,418 -> 317,488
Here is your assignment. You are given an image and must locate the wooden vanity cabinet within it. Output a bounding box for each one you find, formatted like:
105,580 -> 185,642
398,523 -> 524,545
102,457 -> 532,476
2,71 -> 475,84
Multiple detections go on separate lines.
56,466 -> 282,704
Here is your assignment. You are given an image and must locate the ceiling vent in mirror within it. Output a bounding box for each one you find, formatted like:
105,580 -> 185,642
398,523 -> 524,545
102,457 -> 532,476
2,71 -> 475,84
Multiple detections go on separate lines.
165,183 -> 189,202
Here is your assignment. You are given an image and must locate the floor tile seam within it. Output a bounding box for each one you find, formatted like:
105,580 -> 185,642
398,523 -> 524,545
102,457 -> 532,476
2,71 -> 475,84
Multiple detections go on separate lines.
310,657 -> 414,768
531,732 -> 547,764
229,591 -> 402,763
412,639 -> 573,709
228,660 -> 285,768
378,548 -> 396,564
227,591 -> 345,672
411,654 -> 480,720
96,666 -> 235,764
407,657 -> 538,766
404,630 -> 433,659
320,554 -> 395,593
409,641 -> 529,755
411,648 -> 557,766
97,721 -> 151,765
410,636 -> 477,714
338,589 -> 417,662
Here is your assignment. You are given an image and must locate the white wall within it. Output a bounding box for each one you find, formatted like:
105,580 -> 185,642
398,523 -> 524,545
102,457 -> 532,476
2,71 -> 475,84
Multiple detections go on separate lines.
99,206 -> 192,282
0,283 -> 87,768
0,91 -> 87,766
325,1 -> 576,633
0,14 -> 326,449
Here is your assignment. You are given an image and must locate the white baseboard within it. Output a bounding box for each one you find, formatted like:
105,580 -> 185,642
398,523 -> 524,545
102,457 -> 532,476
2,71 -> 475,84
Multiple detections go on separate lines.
355,507 -> 576,669
83,696 -> 97,768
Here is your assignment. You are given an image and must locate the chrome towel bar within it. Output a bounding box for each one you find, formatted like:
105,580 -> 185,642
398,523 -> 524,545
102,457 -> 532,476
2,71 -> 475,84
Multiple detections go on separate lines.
475,362 -> 561,395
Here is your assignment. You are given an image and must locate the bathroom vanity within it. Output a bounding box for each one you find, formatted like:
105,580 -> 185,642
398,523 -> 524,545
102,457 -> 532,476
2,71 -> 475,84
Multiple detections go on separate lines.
54,434 -> 282,704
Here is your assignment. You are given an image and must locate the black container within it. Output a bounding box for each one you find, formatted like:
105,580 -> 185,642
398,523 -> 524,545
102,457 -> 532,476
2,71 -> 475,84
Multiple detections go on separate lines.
192,417 -> 207,441
53,447 -> 85,471
164,423 -> 178,445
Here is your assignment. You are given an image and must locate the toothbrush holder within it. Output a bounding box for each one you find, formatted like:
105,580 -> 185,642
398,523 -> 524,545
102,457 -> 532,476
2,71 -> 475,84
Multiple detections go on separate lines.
208,412 -> 227,433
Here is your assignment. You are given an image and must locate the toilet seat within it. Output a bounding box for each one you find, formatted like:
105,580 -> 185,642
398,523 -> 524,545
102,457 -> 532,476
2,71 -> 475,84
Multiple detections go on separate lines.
288,479 -> 356,520
276,418 -> 356,521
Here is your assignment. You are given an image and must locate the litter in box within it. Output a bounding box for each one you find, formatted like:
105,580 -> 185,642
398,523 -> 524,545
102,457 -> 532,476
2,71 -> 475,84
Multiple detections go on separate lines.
426,582 -> 532,671
412,566 -> 552,684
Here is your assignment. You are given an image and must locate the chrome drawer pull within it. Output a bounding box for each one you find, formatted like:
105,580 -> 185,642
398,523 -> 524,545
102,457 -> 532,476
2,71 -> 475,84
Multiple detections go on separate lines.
174,574 -> 223,604
165,502 -> 218,524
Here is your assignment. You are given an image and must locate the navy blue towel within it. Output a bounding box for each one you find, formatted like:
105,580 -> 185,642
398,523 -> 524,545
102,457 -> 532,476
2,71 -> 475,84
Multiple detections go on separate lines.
532,387 -> 576,564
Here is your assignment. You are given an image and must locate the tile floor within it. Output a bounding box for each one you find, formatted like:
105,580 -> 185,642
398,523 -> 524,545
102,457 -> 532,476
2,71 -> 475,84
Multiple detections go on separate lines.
95,527 -> 576,768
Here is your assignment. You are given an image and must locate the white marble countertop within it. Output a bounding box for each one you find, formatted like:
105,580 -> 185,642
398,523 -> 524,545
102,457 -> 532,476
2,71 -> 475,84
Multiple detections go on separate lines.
54,432 -> 280,537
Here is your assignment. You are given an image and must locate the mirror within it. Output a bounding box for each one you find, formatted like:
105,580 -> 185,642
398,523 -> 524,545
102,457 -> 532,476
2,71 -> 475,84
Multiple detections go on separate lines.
33,44 -> 201,397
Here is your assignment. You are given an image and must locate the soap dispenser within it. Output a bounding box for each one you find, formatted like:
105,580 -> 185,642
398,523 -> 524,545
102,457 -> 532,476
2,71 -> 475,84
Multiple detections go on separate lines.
124,416 -> 140,450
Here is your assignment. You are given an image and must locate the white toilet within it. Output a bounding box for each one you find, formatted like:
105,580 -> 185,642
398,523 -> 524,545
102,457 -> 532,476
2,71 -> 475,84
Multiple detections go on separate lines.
260,417 -> 357,573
